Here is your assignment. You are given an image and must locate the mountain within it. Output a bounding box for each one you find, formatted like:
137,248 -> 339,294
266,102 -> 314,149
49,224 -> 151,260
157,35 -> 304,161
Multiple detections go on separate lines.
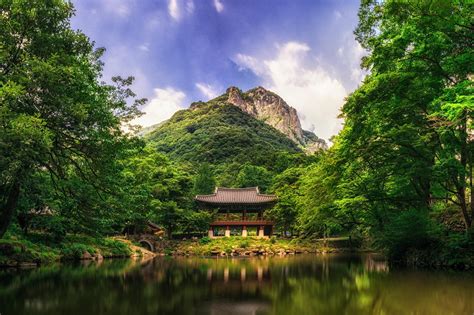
145,99 -> 301,166
225,86 -> 327,152
144,86 -> 326,166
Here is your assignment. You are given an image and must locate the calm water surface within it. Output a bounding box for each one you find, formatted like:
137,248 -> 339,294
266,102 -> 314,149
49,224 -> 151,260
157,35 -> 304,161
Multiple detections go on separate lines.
1,254 -> 473,315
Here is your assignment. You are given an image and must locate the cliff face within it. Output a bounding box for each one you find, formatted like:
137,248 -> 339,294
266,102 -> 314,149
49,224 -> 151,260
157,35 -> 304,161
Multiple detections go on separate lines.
224,86 -> 327,152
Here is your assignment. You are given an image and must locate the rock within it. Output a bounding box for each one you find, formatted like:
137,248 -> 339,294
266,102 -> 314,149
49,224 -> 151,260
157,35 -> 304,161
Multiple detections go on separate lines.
95,253 -> 104,261
18,262 -> 38,268
210,250 -> 220,256
81,251 -> 93,260
226,86 -> 327,152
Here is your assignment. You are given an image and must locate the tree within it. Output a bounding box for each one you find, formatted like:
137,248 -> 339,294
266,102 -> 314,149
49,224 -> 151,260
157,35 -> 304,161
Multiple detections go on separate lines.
269,167 -> 302,236
350,0 -> 473,230
296,1 -> 473,260
236,164 -> 272,192
119,146 -> 193,238
193,164 -> 216,195
0,0 -> 144,238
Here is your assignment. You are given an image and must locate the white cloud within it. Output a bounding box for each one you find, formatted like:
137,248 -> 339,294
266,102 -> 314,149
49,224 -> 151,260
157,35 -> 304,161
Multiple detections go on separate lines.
168,0 -> 180,20
138,43 -> 150,52
213,0 -> 224,13
235,54 -> 266,76
337,37 -> 367,84
168,0 -> 195,21
334,10 -> 342,20
195,82 -> 219,99
186,0 -> 195,14
132,87 -> 186,127
102,0 -> 131,17
234,41 -> 348,141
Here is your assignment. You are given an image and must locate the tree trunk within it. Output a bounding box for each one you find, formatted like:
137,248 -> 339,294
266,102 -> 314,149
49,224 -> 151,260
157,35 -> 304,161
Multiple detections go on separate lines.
458,110 -> 471,229
167,225 -> 173,239
0,181 -> 21,239
470,150 -> 473,226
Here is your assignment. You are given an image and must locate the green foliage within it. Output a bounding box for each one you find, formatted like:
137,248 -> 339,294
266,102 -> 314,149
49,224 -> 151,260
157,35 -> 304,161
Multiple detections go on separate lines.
101,239 -> 131,257
291,0 -> 474,264
199,236 -> 211,245
118,146 -> 193,238
193,164 -> 216,195
0,0 -> 144,238
376,209 -> 440,261
239,239 -> 249,248
236,164 -> 272,192
60,243 -> 96,260
146,101 -> 300,174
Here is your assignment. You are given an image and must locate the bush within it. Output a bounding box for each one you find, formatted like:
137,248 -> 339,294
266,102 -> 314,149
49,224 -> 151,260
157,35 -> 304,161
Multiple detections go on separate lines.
60,243 -> 95,260
378,209 -> 440,262
239,240 -> 249,248
102,239 -> 131,257
199,236 -> 211,245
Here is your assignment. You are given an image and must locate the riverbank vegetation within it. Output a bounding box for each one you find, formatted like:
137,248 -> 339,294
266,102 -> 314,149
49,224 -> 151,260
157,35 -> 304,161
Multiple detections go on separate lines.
0,0 -> 472,267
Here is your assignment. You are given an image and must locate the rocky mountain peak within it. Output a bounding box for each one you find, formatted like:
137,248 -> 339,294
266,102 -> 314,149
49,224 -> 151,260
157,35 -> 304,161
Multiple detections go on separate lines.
224,86 -> 327,152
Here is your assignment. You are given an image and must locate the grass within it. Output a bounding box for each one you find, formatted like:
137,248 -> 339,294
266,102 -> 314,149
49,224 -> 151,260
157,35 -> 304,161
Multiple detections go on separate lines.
167,236 -> 356,256
0,231 -> 133,266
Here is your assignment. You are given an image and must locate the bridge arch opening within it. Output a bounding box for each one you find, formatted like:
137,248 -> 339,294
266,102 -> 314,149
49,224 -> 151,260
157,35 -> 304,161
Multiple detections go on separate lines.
139,240 -> 154,252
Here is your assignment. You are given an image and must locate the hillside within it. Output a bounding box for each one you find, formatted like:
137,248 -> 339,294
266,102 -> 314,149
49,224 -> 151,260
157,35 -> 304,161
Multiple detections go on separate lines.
145,86 -> 326,167
146,98 -> 301,167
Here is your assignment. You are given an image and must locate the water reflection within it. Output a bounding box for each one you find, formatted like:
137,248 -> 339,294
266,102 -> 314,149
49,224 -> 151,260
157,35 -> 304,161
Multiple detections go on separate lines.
0,254 -> 473,315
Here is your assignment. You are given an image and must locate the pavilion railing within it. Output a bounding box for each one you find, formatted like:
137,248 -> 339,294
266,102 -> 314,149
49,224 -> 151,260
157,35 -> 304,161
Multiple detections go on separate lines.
210,220 -> 274,226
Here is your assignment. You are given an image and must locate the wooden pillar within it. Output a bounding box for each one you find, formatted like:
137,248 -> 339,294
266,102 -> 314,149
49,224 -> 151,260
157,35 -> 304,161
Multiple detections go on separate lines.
208,228 -> 214,238
225,225 -> 230,237
258,225 -> 264,238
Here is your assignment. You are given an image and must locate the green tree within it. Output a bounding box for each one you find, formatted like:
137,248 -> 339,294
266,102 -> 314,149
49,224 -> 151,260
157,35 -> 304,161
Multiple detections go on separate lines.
119,146 -> 193,238
297,0 -> 473,261
269,167 -> 302,236
193,164 -> 216,195
236,164 -> 272,192
350,0 -> 473,229
0,0 -> 144,238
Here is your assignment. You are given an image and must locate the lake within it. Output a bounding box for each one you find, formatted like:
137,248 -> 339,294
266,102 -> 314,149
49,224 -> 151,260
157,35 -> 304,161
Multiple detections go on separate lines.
1,254 -> 473,315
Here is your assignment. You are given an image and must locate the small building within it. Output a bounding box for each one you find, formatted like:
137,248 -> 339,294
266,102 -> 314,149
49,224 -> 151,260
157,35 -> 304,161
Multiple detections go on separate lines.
195,187 -> 277,238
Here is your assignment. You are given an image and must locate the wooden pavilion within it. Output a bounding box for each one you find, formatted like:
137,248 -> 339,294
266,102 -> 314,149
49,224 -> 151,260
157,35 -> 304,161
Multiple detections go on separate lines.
195,187 -> 277,238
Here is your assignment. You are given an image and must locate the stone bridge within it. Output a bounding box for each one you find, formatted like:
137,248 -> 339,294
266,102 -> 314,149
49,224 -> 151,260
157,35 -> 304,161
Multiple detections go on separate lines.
128,234 -> 169,253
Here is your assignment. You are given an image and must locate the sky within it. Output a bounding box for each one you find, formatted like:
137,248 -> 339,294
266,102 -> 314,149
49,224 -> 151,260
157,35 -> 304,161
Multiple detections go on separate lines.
71,0 -> 365,141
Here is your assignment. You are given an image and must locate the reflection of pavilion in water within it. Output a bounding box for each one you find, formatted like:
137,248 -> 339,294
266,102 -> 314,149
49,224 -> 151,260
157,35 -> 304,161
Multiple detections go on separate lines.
129,255 -> 390,314
204,263 -> 272,315
206,265 -> 270,283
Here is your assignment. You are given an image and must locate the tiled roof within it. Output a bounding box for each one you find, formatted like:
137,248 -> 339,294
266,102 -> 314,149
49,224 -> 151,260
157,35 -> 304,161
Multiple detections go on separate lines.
195,187 -> 277,204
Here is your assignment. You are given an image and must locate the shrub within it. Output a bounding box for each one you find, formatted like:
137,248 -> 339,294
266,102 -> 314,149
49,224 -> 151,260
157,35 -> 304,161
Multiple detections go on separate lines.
239,240 -> 249,248
102,239 -> 131,257
61,243 -> 94,260
199,236 -> 211,245
377,209 -> 440,262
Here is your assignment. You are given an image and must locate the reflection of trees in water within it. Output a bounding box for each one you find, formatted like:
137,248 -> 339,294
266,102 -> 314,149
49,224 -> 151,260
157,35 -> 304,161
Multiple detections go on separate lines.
1,255 -> 474,315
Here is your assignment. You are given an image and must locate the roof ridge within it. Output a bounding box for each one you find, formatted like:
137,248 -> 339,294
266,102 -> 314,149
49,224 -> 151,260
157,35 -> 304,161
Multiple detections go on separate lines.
217,187 -> 258,191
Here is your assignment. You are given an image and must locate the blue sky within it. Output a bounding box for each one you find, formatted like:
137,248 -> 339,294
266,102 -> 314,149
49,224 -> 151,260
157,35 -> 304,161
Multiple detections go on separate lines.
71,0 -> 365,140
